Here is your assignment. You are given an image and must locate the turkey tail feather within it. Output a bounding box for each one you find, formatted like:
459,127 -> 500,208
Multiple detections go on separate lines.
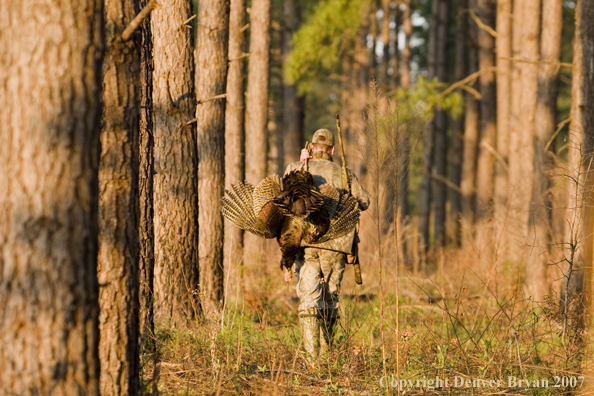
316,195 -> 360,243
221,181 -> 268,238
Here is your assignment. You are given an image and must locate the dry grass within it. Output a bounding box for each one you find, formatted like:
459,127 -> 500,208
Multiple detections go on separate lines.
138,234 -> 587,396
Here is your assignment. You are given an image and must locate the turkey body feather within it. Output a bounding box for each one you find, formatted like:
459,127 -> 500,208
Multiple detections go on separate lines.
221,169 -> 360,270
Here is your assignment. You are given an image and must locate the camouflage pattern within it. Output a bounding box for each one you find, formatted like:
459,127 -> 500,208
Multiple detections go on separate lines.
286,147 -> 369,363
294,248 -> 346,311
312,128 -> 335,146
299,308 -> 321,363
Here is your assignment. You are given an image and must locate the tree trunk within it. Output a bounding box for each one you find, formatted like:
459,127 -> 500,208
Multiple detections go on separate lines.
494,0 -> 511,209
474,0 -> 497,228
399,0 -> 412,223
419,0 -> 440,249
432,0 -> 449,247
196,0 -> 229,309
369,0 -> 378,77
582,0 -> 594,324
508,0 -> 540,262
138,0 -> 157,384
152,0 -> 201,322
449,3 -> 466,246
401,0 -> 412,91
224,0 -> 247,282
99,0 -> 142,394
461,0 -> 479,232
380,0 -> 391,88
244,0 -> 271,266
281,0 -> 304,169
564,0 -> 594,331
528,0 -> 562,300
506,0 -> 526,258
0,0 -> 103,394
561,1 -> 583,310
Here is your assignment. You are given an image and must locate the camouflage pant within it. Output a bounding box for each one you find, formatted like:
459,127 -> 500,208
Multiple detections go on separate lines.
295,247 -> 346,313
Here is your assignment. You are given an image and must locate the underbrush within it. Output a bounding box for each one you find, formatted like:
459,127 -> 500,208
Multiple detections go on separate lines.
143,257 -> 587,396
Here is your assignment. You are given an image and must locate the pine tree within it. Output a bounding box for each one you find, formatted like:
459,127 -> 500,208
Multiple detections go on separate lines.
0,0 -> 103,393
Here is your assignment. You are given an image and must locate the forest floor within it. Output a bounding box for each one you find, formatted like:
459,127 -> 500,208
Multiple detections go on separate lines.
144,252 -> 587,396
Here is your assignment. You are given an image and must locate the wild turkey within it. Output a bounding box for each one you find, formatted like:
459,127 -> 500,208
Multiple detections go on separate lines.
221,169 -> 360,270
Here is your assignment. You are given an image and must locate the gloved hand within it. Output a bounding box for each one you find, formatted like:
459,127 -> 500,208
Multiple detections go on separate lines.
300,148 -> 311,162
284,268 -> 293,283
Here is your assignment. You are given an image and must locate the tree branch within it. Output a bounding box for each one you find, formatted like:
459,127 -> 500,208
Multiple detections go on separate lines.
480,141 -> 509,172
196,93 -> 227,105
468,9 -> 497,38
434,66 -> 497,103
122,0 -> 158,41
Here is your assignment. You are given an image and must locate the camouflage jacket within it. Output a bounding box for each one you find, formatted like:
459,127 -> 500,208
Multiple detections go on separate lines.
284,152 -> 370,254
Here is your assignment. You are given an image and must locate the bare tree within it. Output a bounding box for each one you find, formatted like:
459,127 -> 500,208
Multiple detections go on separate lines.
152,0 -> 201,322
98,0 -> 142,394
244,0 -> 271,265
196,0 -> 230,309
224,0 -> 247,279
0,0 -> 103,394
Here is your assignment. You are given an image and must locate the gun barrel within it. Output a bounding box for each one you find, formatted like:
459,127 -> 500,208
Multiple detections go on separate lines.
335,114 -> 350,195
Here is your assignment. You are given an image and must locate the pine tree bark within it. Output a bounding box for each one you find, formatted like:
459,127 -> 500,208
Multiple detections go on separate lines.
244,0 -> 271,266
419,0 -> 440,249
461,0 -> 480,231
559,1 -> 583,309
581,0 -> 594,323
196,0 -> 229,309
508,0 -> 540,262
369,0 -> 378,77
433,0 -> 449,247
494,0 -> 511,207
474,0 -> 497,228
224,0 -> 247,277
152,0 -> 201,322
380,0 -> 392,88
0,0 -> 103,394
564,0 -> 594,328
98,0 -> 142,394
281,0 -> 304,169
401,0 -> 412,91
528,0 -> 562,300
399,0 -> 412,222
138,0 -> 157,387
432,0 -> 449,246
449,4 -> 466,245
505,0 -> 524,258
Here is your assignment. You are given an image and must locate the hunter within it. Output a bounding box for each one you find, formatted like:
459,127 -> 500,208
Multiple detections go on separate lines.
284,128 -> 370,365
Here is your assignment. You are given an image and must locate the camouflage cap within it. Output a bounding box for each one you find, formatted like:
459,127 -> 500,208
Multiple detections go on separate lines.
312,129 -> 335,146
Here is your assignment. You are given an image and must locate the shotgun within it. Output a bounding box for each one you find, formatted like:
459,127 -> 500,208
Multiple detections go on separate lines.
335,114 -> 363,285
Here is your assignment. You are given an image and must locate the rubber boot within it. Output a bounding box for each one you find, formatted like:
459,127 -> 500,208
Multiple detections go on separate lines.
299,308 -> 320,365
319,308 -> 338,355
